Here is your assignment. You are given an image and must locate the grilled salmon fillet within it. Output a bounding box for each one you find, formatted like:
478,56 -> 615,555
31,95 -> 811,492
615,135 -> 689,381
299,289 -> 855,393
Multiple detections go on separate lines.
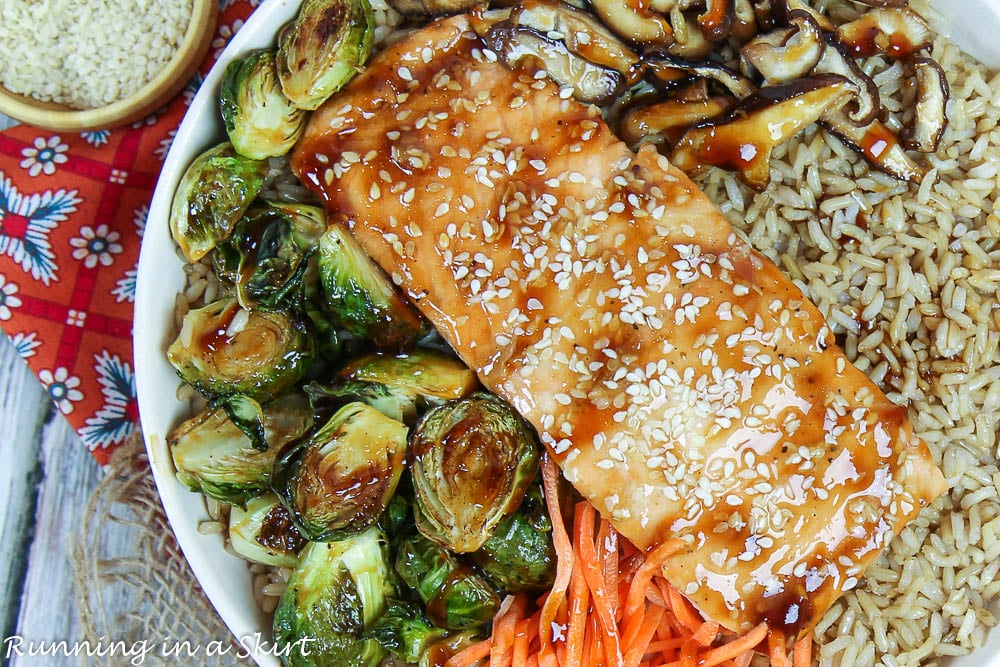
291,15 -> 947,637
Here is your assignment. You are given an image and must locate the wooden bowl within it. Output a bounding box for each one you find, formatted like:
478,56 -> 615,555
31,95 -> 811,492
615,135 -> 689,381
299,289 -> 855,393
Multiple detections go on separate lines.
0,0 -> 218,132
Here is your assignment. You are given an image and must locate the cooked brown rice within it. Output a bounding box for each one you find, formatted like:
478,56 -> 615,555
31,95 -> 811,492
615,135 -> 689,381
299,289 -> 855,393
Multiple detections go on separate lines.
180,1 -> 1000,664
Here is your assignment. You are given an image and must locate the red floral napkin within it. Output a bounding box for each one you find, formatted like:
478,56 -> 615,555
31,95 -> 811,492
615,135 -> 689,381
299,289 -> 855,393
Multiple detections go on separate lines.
0,1 -> 257,465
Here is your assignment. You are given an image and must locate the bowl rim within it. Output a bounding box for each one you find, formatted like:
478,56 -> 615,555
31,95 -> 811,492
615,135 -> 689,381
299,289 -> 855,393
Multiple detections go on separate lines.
134,0 -> 302,664
0,0 -> 218,132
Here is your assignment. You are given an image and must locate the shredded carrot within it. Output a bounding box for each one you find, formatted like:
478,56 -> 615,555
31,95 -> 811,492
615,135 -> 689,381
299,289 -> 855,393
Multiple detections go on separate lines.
768,629 -> 791,667
792,633 -> 813,667
453,466 -> 788,667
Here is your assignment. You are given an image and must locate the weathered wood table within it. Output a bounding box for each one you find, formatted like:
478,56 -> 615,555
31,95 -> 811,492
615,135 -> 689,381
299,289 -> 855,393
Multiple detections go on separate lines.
0,333 -> 117,664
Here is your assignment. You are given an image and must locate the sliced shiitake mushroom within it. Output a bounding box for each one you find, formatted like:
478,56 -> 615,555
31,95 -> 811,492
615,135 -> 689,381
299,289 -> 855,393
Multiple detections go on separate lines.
740,10 -> 824,83
666,9 -> 715,59
812,36 -> 881,125
820,111 -> 926,182
483,24 -> 624,104
621,96 -> 731,148
836,7 -> 933,59
900,56 -> 949,153
671,74 -> 853,189
389,0 -> 479,17
698,0 -> 735,42
776,0 -> 835,32
644,49 -> 757,98
512,0 -> 641,76
848,0 -> 907,6
590,0 -> 674,45
469,5 -> 514,35
730,0 -> 758,44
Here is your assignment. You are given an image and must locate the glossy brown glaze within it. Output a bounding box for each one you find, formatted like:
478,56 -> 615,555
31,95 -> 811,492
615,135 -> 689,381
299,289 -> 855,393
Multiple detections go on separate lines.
291,15 -> 947,637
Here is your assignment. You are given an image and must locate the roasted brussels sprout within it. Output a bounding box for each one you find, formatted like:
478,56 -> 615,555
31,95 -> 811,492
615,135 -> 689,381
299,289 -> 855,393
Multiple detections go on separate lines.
364,599 -> 449,663
167,297 -> 315,400
395,531 -> 500,630
304,379 -> 420,424
472,481 -> 555,592
220,50 -> 308,160
169,142 -> 268,263
219,393 -> 268,451
274,401 -> 408,542
213,202 -> 326,310
411,392 -> 540,553
276,0 -> 375,110
318,224 -> 429,349
168,393 -> 314,504
339,349 -> 477,403
229,492 -> 307,568
273,527 -> 395,666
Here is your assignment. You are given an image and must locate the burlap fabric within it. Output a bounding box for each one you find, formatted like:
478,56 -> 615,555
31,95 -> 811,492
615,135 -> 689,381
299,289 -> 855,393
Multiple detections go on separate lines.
70,433 -> 252,667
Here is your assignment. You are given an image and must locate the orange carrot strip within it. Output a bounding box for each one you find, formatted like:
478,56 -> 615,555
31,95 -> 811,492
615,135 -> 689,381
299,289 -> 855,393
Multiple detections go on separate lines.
596,517 -> 620,619
625,541 -> 684,621
444,638 -> 491,667
696,622 -> 768,667
792,633 -> 813,667
664,582 -> 705,635
565,514 -> 592,667
624,604 -> 666,667
538,455 -> 572,667
490,594 -> 527,667
643,637 -> 688,655
769,629 -> 791,667
513,618 -> 532,667
691,620 -> 720,647
576,502 -> 623,665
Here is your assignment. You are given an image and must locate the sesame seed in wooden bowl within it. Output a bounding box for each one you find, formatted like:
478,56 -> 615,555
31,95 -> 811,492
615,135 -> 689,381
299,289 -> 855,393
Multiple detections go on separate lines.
0,0 -> 218,132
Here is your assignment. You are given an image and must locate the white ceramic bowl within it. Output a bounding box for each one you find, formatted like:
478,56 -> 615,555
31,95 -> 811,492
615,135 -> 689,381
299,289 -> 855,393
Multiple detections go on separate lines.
134,1 -> 1000,665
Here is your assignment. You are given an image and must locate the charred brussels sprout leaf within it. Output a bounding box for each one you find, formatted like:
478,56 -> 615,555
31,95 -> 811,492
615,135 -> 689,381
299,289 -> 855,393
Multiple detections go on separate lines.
168,393 -> 314,504
394,531 -> 500,630
411,392 -> 540,552
167,297 -> 315,400
274,402 -> 408,542
169,142 -> 268,263
220,49 -> 308,159
274,528 -> 394,666
472,482 -> 556,592
304,380 -> 420,424
363,599 -> 448,663
317,224 -> 428,349
213,202 -> 326,310
229,492 -> 307,568
276,0 -> 375,111
220,393 -> 267,451
339,349 -> 477,403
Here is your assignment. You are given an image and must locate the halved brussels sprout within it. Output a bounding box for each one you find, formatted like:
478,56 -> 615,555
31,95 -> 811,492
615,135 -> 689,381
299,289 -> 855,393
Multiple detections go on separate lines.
169,142 -> 268,263
274,401 -> 408,542
304,380 -> 420,424
364,599 -> 449,664
472,481 -> 556,592
273,527 -> 395,666
213,202 -> 326,310
276,0 -> 375,111
220,50 -> 308,160
394,531 -> 500,630
168,393 -> 314,504
167,297 -> 315,400
411,392 -> 540,553
339,349 -> 477,403
229,492 -> 306,568
318,224 -> 429,349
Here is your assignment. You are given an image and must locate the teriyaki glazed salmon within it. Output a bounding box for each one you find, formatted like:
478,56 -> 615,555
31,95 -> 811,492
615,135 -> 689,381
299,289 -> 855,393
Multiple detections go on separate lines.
290,14 -> 947,638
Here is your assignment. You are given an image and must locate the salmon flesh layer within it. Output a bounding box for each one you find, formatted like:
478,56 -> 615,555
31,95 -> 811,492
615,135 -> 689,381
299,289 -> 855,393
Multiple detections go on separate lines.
291,15 -> 947,637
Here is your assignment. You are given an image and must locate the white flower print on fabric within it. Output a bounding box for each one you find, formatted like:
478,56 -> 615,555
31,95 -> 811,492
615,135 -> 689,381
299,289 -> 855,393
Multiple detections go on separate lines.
39,367 -> 84,415
0,273 -> 22,320
11,331 -> 41,358
20,136 -> 69,177
70,224 -> 123,268
211,20 -> 245,60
